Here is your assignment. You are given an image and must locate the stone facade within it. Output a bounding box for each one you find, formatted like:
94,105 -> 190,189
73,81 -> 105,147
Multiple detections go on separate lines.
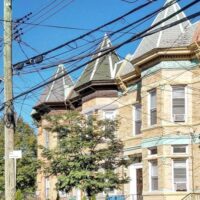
32,1 -> 200,199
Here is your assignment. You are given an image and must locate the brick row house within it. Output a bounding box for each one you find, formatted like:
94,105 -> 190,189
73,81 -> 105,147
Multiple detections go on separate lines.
32,1 -> 200,200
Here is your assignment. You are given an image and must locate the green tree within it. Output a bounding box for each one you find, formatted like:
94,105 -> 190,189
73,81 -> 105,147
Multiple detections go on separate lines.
42,111 -> 132,200
0,117 -> 39,197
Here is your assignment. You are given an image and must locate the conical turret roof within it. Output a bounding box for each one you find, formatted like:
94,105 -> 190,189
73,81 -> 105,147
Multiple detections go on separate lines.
132,0 -> 191,59
75,34 -> 120,90
37,64 -> 73,105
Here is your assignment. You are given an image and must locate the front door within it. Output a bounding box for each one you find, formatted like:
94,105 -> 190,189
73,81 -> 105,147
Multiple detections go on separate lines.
130,164 -> 143,200
136,168 -> 143,198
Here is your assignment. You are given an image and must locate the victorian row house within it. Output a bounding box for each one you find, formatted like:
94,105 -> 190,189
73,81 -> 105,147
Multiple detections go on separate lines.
32,0 -> 200,199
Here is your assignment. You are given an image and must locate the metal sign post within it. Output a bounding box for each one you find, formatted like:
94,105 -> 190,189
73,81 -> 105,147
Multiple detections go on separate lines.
9,150 -> 22,187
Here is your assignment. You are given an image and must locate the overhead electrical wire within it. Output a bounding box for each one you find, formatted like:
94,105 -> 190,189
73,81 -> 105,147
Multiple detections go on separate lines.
15,1 -> 200,77
17,42 -> 59,102
8,8 -> 200,134
21,0 -> 76,34
3,7 -> 199,111
0,0 -> 75,52
13,0 -> 158,67
0,0 -> 178,62
17,0 -> 178,72
1,0 -> 198,122
13,0 -> 182,74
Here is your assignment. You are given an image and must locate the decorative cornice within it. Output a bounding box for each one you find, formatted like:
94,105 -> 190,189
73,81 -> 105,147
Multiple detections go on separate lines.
131,47 -> 192,67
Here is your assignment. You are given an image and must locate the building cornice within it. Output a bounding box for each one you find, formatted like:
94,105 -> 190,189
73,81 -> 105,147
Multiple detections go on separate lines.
132,47 -> 192,66
118,45 -> 199,86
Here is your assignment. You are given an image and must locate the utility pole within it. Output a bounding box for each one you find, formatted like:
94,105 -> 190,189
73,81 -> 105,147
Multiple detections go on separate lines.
4,0 -> 15,199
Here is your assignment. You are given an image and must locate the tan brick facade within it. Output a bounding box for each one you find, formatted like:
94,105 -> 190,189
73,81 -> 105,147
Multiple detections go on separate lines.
33,7 -> 200,199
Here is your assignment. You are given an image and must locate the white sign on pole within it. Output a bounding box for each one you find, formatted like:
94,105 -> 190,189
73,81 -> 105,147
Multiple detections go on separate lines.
9,150 -> 22,159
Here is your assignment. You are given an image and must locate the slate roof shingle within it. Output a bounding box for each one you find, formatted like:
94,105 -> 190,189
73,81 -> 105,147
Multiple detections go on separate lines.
118,0 -> 199,77
75,34 -> 120,89
132,0 -> 191,60
37,64 -> 73,106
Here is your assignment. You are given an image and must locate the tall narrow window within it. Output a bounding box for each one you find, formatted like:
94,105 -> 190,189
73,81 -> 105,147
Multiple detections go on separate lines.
44,129 -> 49,149
135,104 -> 141,135
150,160 -> 158,191
86,112 -> 93,126
172,86 -> 185,122
104,110 -> 115,134
45,178 -> 50,199
173,159 -> 187,191
149,90 -> 157,125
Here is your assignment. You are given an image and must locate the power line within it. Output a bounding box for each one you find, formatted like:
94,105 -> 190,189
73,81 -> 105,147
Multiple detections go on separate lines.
16,0 -> 175,69
13,0 -> 157,68
16,40 -> 68,104
0,0 -> 198,116
22,0 -> 76,34
4,8 -> 200,110
13,0 -> 177,74
15,0 -> 200,76
121,0 -> 140,3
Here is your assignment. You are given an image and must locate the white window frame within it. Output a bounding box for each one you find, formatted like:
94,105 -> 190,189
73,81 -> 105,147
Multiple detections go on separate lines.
149,160 -> 158,192
148,89 -> 157,126
44,129 -> 49,149
172,159 -> 188,192
45,177 -> 50,199
172,145 -> 188,154
171,86 -> 187,123
129,162 -> 143,196
85,111 -> 93,119
134,104 -> 142,136
103,110 -> 116,120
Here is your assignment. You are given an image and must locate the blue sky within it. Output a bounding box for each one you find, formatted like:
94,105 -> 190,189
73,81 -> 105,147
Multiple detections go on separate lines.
0,0 -> 199,128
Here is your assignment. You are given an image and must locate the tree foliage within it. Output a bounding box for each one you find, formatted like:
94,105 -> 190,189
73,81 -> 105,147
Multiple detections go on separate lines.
42,111 -> 132,199
0,117 -> 39,196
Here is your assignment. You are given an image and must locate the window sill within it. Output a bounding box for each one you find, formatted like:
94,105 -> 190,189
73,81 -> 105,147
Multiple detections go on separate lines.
143,191 -> 189,196
142,124 -> 160,131
146,155 -> 158,160
123,135 -> 143,141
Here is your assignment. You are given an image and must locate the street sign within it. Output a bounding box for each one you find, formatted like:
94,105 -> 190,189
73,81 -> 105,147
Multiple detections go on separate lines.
9,150 -> 22,159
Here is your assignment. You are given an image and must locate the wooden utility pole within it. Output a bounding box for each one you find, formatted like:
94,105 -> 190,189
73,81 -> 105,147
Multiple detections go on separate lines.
3,0 -> 15,199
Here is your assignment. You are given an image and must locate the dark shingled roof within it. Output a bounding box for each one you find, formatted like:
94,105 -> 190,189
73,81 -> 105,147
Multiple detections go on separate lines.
75,34 -> 120,89
36,64 -> 73,106
132,0 -> 191,60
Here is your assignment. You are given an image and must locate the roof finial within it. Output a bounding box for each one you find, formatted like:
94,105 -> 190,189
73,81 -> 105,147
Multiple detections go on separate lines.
104,33 -> 109,40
